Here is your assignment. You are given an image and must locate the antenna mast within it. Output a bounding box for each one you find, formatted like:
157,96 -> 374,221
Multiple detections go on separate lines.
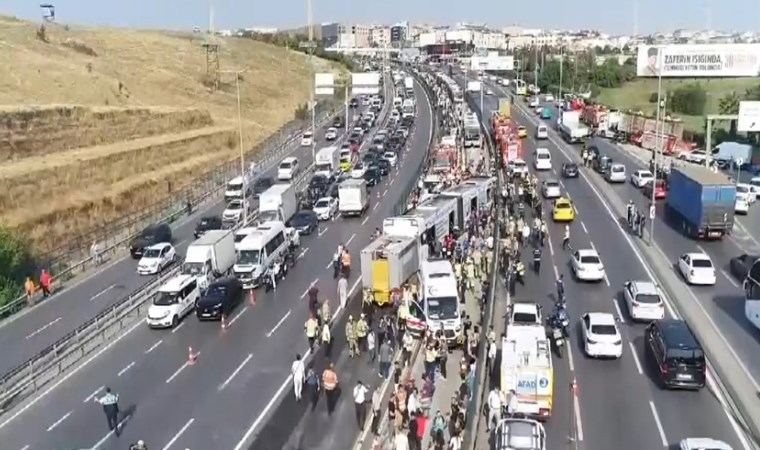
202,0 -> 220,89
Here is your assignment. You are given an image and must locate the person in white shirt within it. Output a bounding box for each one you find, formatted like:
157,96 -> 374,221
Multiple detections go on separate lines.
338,276 -> 348,310
291,354 -> 305,401
448,435 -> 462,450
407,388 -> 419,416
353,380 -> 369,429
506,389 -> 518,417
394,427 -> 409,450
487,340 -> 497,372
487,387 -> 503,431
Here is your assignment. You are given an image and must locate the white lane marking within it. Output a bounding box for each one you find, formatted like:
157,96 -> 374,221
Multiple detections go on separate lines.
580,220 -> 588,234
361,216 -> 370,225
648,401 -> 669,447
612,298 -> 625,324
228,307 -> 248,326
382,189 -> 388,196
300,278 -> 319,299
83,386 -> 103,403
170,322 -> 186,334
267,310 -> 291,337
573,393 -> 584,441
297,248 -> 309,260
372,203 -> 379,211
91,416 -> 130,449
629,342 -> 643,374
166,355 -> 197,384
318,226 -> 329,237
721,269 -> 740,288
46,410 -> 73,432
18,445 -> 29,450
145,339 -> 163,354
117,361 -> 136,377
547,234 -> 555,257
552,264 -> 559,279
161,417 -> 195,450
89,283 -> 116,301
219,354 -> 254,391
346,233 -> 356,246
25,317 -> 61,339
566,343 -> 575,372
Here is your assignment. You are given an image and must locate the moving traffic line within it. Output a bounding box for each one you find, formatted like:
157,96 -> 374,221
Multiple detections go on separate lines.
219,354 -> 254,391
266,310 -> 291,337
89,283 -> 117,302
25,317 -> 61,340
161,417 -> 194,450
117,361 -> 136,377
46,410 -> 72,432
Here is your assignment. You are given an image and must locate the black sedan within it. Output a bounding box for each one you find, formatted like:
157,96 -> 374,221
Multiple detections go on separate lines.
253,177 -> 274,197
364,167 -> 381,186
376,158 -> 391,176
196,277 -> 243,320
288,210 -> 319,235
561,163 -> 579,178
730,254 -> 760,281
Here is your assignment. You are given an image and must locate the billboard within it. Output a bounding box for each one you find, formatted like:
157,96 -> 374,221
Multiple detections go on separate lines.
470,55 -> 514,71
351,72 -> 380,95
314,73 -> 334,96
419,32 -> 437,47
637,44 -> 760,77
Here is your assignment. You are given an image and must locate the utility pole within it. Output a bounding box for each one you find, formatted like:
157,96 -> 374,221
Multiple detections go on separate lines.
533,44 -> 539,88
220,69 -> 249,224
307,0 -> 316,162
558,46 -> 564,101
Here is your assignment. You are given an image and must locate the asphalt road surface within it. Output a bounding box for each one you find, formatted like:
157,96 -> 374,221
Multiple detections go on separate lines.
0,104 -> 362,376
0,77 -> 434,450
464,75 -> 749,450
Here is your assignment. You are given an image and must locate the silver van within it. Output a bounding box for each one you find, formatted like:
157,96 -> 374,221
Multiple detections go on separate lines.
605,163 -> 626,183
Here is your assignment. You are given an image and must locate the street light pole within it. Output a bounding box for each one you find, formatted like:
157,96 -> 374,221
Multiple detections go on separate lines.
649,48 -> 663,244
480,81 -> 484,113
307,0 -> 316,162
344,84 -> 349,134
220,68 -> 249,225
558,46 -> 564,102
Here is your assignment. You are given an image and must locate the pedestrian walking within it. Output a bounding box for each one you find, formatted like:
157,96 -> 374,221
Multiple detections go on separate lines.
556,274 -> 565,302
321,322 -> 332,357
91,240 -> 103,265
39,269 -> 52,297
371,388 -> 382,435
408,411 -> 421,450
306,365 -> 320,410
378,339 -> 392,378
95,387 -> 120,436
402,330 -> 414,367
291,354 -> 305,401
353,380 -> 369,429
337,275 -> 348,310
367,330 -> 376,363
322,363 -> 339,415
532,247 -> 541,274
24,276 -> 35,306
487,386 -> 503,431
304,315 -> 318,350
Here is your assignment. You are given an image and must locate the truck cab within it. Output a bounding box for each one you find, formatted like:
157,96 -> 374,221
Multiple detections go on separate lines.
182,230 -> 236,290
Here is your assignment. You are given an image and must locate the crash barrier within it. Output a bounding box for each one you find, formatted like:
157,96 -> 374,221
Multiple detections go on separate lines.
0,168 -> 320,416
392,69 -> 442,216
462,120 -> 502,450
0,102 -> 342,322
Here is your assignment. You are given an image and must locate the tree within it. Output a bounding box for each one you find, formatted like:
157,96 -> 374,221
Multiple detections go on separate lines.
0,226 -> 33,308
669,83 -> 707,116
718,91 -> 741,136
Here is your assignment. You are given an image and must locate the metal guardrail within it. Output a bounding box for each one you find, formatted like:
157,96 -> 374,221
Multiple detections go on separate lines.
0,104 -> 342,321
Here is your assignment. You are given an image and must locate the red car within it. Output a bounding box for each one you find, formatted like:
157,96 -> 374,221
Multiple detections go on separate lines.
643,180 -> 668,200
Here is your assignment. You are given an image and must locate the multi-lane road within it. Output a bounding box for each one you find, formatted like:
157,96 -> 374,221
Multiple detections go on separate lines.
0,75 -> 434,450
462,73 -> 752,450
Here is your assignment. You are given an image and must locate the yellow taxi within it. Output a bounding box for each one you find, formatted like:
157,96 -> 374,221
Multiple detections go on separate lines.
339,149 -> 352,172
552,197 -> 575,222
517,126 -> 528,138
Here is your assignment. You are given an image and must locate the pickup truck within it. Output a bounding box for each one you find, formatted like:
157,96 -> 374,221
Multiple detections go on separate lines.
665,165 -> 736,239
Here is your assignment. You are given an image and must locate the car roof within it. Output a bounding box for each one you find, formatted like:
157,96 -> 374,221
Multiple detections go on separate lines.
159,274 -> 196,292
281,156 -> 298,163
555,197 -> 571,203
629,280 -> 659,295
586,312 -> 616,326
685,252 -> 711,261
576,248 -> 599,258
145,242 -> 171,251
680,437 -> 732,450
544,179 -> 560,185
316,197 -> 333,203
656,319 -> 701,349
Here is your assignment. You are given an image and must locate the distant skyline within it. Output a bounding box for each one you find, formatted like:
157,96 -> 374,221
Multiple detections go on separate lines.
0,0 -> 758,34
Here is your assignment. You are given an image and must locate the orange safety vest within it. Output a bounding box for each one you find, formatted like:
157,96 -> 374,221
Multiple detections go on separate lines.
24,279 -> 35,295
341,253 -> 351,267
322,369 -> 338,390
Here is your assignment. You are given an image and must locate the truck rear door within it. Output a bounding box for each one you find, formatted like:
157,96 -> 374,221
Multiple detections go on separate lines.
702,184 -> 735,229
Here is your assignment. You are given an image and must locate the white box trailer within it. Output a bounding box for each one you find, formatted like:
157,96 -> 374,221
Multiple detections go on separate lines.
258,183 -> 297,224
339,179 -> 369,217
183,230 -> 236,290
315,146 -> 340,179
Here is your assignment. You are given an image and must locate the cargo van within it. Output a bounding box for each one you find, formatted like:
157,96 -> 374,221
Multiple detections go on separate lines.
233,221 -> 290,288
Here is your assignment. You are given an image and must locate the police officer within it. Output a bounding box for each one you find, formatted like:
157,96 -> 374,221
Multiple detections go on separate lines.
320,299 -> 331,327
346,315 -> 359,357
304,314 -> 319,350
515,260 -> 525,285
356,313 -> 369,352
532,247 -> 542,274
95,387 -> 120,436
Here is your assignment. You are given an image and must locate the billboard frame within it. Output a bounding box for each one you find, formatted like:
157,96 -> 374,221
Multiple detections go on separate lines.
636,44 -> 760,78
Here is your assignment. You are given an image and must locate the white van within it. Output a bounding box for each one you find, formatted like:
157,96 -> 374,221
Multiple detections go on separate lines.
536,124 -> 549,140
405,259 -> 462,345
233,221 -> 290,288
605,163 -> 626,183
534,148 -> 552,171
277,156 -> 300,181
146,274 -> 199,329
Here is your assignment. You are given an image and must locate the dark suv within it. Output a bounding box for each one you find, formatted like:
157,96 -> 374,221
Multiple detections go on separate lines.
130,223 -> 172,259
194,215 -> 222,238
196,277 -> 243,320
645,319 -> 706,390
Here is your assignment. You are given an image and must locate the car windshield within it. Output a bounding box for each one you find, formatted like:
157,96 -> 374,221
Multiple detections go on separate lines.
354,163 -> 364,170
639,171 -> 653,178
537,153 -> 550,159
234,233 -> 249,243
580,255 -> 601,264
228,201 -> 242,209
636,293 -> 661,304
315,199 -> 330,208
612,166 -> 624,172
565,164 -> 577,170
556,202 -> 571,209
154,291 -> 179,306
692,258 -> 713,268
737,185 -> 749,194
206,284 -> 228,298
279,161 -> 292,169
512,161 -> 526,167
590,324 -> 617,335
293,212 -> 313,224
545,182 -> 559,188
199,217 -> 215,226
238,249 -> 261,265
143,248 -> 162,258
426,296 -> 458,320
384,153 -> 394,158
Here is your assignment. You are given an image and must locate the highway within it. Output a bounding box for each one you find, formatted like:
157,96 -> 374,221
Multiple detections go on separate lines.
0,103 -> 355,376
463,73 -> 751,450
0,76 -> 434,450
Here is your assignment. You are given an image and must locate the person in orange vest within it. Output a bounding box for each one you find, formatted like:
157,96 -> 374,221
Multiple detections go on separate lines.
341,250 -> 351,278
39,269 -> 52,297
24,276 -> 36,306
322,363 -> 339,415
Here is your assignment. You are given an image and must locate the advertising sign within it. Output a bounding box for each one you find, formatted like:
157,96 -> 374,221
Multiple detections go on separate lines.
351,72 -> 380,95
738,101 -> 760,132
470,55 -> 515,72
314,73 -> 334,96
637,44 -> 760,77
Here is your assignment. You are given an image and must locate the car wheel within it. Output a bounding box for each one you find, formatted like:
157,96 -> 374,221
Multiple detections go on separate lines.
171,315 -> 178,328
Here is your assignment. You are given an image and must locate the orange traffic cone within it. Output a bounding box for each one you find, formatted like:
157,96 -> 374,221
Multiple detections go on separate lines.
248,289 -> 256,306
188,346 -> 197,365
220,315 -> 228,334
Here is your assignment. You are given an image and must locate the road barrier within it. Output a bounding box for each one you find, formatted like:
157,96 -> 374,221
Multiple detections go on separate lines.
0,103 -> 343,322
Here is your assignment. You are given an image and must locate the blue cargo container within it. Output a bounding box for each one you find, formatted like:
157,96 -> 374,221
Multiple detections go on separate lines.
665,165 -> 736,239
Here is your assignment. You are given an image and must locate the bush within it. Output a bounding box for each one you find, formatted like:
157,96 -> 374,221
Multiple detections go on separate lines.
294,103 -> 308,120
0,226 -> 34,308
648,92 -> 659,103
669,83 -> 707,116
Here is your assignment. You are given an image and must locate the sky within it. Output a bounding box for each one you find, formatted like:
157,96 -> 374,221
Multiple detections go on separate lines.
0,0 -> 758,34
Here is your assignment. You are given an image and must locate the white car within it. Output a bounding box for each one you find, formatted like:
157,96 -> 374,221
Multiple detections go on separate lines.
137,243 -> 176,275
736,193 -> 750,214
749,176 -> 760,199
571,249 -> 606,282
223,199 -> 247,222
313,197 -> 338,220
383,151 -> 398,167
622,280 -> 665,321
534,148 -> 552,171
542,179 -> 562,199
277,156 -> 299,181
544,93 -> 555,102
581,312 -> 623,359
146,274 -> 198,329
605,163 -> 626,183
351,162 -> 367,179
534,106 -> 543,115
325,127 -> 338,141
300,131 -> 313,147
684,150 -> 707,164
535,125 -> 549,139
528,97 -> 539,107
737,183 -> 755,204
508,159 -> 529,177
679,438 -> 733,450
630,169 -> 654,188
485,88 -> 494,95
678,252 -> 716,285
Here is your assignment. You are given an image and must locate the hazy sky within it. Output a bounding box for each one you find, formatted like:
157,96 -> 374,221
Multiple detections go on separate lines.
1,0 -> 757,34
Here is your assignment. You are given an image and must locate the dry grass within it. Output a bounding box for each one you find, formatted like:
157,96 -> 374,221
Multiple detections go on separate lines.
0,16 -> 347,253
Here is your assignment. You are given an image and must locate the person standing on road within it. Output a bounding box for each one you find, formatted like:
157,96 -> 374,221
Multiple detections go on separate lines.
353,380 -> 369,429
304,314 -> 319,350
95,387 -> 120,436
39,269 -> 51,297
337,275 -> 348,310
486,386 -> 503,431
562,224 -> 571,251
305,364 -> 320,409
378,339 -> 393,378
322,363 -> 339,415
291,354 -> 305,401
321,321 -> 333,357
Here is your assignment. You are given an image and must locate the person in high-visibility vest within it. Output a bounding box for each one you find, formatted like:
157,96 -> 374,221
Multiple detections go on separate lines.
346,316 -> 358,357
320,299 -> 331,327
321,322 -> 332,357
355,313 -> 369,352
304,315 -> 318,350
322,363 -> 339,415
24,276 -> 35,306
341,250 -> 352,278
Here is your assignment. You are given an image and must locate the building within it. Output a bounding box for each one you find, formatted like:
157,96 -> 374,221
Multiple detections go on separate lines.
320,22 -> 370,48
370,26 -> 391,47
391,21 -> 409,47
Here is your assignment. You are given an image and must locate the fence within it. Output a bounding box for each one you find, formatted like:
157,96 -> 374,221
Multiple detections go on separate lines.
0,102 -> 341,321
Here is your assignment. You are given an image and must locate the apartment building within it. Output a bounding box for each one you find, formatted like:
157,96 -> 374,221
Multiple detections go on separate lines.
370,26 -> 391,47
321,22 -> 371,48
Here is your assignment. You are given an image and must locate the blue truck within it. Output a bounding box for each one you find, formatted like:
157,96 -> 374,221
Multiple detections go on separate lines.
665,165 -> 736,239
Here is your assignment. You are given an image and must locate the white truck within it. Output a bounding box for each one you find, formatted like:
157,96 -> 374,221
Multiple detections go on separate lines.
402,99 -> 415,119
558,110 -> 589,143
339,179 -> 369,217
224,175 -> 249,201
258,183 -> 297,224
463,113 -> 481,148
404,76 -> 414,96
182,229 -> 236,290
314,145 -> 340,180
466,80 -> 482,93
